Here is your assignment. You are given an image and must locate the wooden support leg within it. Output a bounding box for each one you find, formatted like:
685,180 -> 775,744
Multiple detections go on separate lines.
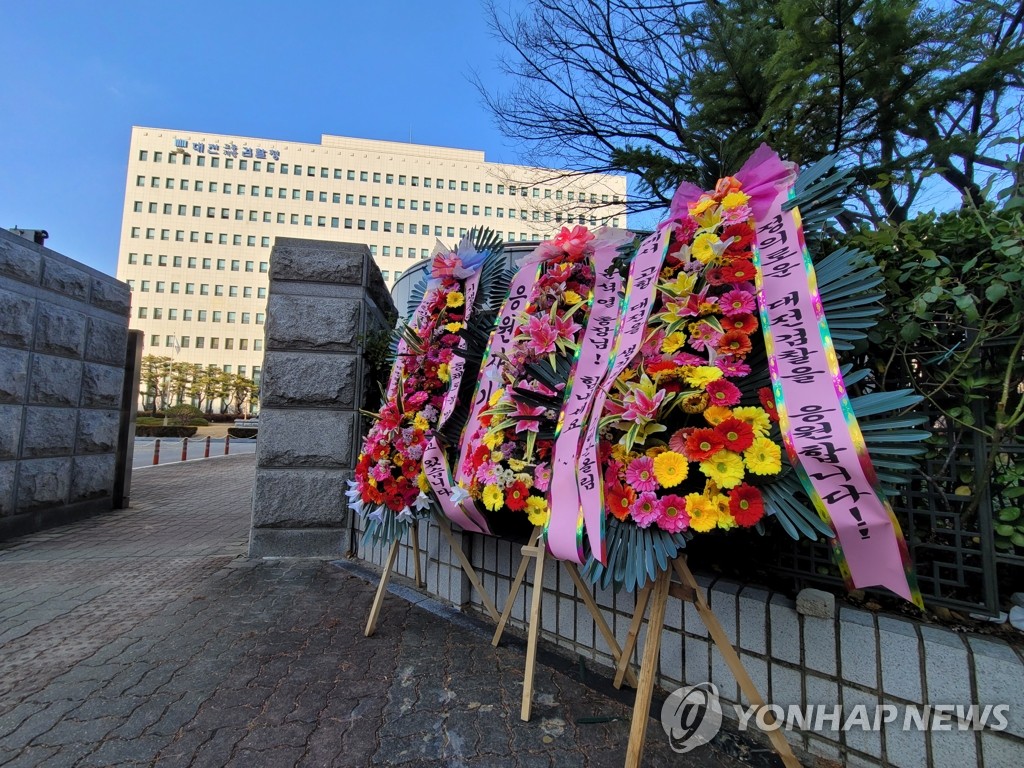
435,517 -> 501,623
410,522 -> 424,589
563,562 -> 640,690
671,558 -> 802,768
611,579 -> 653,690
624,567 -> 671,768
492,527 -> 542,647
364,539 -> 400,638
520,542 -> 546,722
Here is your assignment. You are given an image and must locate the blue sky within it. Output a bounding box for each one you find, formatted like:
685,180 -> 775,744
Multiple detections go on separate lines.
1,0 -> 577,276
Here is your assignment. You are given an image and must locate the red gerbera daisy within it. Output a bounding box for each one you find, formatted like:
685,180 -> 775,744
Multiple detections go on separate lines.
722,313 -> 758,334
685,428 -> 725,461
722,223 -> 755,249
759,387 -> 780,422
729,484 -> 765,526
714,418 -> 756,452
717,330 -> 753,356
505,480 -> 530,512
605,481 -> 636,521
705,378 -> 742,407
719,262 -> 757,283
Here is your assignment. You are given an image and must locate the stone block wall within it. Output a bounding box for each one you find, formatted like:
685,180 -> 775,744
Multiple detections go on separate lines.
357,524 -> 1024,767
0,228 -> 132,539
249,238 -> 394,557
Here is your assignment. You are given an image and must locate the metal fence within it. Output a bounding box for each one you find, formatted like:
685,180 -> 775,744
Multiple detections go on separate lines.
765,353 -> 1023,616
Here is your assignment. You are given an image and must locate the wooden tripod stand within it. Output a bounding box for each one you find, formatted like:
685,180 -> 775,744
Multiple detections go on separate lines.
364,515 -> 501,638
494,533 -> 801,768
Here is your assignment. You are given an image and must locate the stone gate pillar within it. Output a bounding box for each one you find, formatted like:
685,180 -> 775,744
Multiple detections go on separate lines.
249,238 -> 394,557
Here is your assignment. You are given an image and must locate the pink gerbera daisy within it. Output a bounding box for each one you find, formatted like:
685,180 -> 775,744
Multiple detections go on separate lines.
720,289 -> 756,317
705,379 -> 742,407
625,456 -> 658,492
630,492 -> 662,528
657,494 -> 690,533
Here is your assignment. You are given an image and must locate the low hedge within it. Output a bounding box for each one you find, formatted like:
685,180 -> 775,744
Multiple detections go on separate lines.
227,427 -> 258,439
135,426 -> 198,438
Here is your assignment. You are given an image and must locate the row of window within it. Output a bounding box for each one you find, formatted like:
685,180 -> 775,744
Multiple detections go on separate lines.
137,151 -> 619,202
140,306 -> 264,324
137,304 -> 264,322
148,333 -> 261,356
128,226 -> 275,247
130,198 -> 619,227
124,254 -> 269,272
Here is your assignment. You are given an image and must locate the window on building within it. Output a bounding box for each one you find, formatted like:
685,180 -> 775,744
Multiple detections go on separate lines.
138,307 -> 147,319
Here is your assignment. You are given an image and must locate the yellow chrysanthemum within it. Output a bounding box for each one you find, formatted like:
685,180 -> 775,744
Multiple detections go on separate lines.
445,321 -> 464,333
700,450 -> 745,489
606,444 -> 630,462
681,393 -> 709,414
661,332 -> 688,355
745,437 -> 783,475
446,291 -> 465,308
691,232 -> 721,264
685,493 -> 719,533
482,484 -> 504,512
490,450 -> 505,463
732,406 -> 771,436
720,191 -> 751,210
413,414 -> 429,432
526,495 -> 549,527
483,430 -> 504,450
653,451 -> 689,488
703,405 -> 733,426
437,363 -> 450,383
488,387 -> 505,407
508,458 -> 527,472
563,290 -> 583,305
684,366 -> 724,388
417,472 -> 431,493
514,472 -> 534,489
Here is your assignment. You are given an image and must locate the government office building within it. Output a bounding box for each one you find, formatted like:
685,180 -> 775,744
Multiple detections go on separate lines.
116,126 -> 627,385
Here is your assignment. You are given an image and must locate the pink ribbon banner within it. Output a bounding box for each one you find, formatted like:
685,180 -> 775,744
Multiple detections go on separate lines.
547,229 -> 632,563
742,148 -> 921,605
571,229 -> 668,564
437,271 -> 480,429
422,439 -> 483,533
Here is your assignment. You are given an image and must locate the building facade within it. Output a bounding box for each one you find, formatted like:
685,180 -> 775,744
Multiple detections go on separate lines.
116,126 -> 627,382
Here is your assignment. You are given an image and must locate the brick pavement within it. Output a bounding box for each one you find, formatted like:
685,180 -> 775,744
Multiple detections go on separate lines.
0,455 -> 756,767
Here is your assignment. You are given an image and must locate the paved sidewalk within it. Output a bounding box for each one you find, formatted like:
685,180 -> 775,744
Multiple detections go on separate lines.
0,456 -> 753,768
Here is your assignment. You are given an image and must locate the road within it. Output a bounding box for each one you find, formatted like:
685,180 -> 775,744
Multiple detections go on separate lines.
132,437 -> 258,469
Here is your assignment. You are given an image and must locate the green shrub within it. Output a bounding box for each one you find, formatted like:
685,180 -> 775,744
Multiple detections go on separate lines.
227,427 -> 258,439
165,404 -> 206,426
